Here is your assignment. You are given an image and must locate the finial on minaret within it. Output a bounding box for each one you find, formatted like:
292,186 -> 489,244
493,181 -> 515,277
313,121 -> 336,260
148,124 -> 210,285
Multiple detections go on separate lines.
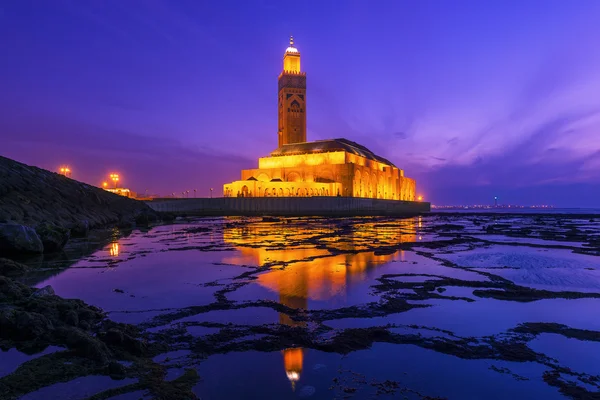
290,35 -> 294,46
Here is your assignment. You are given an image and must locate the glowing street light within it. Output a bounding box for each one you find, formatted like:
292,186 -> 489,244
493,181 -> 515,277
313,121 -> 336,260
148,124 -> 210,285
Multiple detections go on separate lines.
210,188 -> 213,198
109,173 -> 119,188
59,166 -> 71,177
417,195 -> 423,201
102,182 -> 108,188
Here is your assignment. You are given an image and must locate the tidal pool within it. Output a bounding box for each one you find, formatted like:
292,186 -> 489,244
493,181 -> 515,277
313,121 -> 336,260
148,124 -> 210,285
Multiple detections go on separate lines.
4,215 -> 600,399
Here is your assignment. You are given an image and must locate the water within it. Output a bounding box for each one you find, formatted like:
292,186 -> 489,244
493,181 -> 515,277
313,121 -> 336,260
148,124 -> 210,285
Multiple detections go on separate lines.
4,215 -> 600,399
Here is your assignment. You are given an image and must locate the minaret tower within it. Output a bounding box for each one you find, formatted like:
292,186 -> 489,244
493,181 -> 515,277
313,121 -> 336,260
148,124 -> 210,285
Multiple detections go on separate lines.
277,36 -> 306,147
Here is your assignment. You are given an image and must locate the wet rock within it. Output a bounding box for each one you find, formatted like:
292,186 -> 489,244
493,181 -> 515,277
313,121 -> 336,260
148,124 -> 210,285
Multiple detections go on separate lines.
64,310 -> 79,326
31,285 -> 56,298
0,275 -> 33,301
70,219 -> 90,238
161,212 -> 176,222
36,222 -> 70,253
58,327 -> 111,364
0,257 -> 29,277
0,223 -> 43,255
107,361 -> 127,378
103,328 -> 125,345
14,311 -> 54,339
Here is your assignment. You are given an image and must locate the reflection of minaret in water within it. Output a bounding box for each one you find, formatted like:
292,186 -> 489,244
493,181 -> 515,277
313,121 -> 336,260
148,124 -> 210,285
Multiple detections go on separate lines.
280,292 -> 308,390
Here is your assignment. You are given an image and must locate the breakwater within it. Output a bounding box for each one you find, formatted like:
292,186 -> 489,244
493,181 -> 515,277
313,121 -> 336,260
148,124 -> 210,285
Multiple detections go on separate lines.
145,197 -> 430,216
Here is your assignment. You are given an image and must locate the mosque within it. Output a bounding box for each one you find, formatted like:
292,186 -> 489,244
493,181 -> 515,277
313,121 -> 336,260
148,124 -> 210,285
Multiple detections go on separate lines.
223,37 -> 417,200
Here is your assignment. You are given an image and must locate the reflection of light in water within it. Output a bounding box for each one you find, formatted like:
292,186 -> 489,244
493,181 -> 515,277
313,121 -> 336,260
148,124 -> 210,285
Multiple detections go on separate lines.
418,216 -> 422,228
222,218 -> 417,388
283,347 -> 303,390
419,236 -> 422,240
109,242 -> 120,257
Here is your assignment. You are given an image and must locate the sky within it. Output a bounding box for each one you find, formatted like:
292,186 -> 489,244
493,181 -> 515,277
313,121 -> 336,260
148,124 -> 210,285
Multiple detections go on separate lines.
1,0 -> 600,207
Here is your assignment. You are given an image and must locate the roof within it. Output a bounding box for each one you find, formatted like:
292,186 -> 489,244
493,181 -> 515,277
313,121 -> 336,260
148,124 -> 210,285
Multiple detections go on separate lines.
270,139 -> 397,168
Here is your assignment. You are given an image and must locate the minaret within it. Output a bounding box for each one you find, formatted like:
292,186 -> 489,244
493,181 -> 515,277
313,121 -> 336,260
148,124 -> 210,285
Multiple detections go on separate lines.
277,36 -> 307,147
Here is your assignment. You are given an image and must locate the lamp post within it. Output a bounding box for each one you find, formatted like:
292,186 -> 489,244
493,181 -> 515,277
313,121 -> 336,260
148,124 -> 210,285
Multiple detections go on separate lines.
102,182 -> 108,189
110,174 -> 119,189
194,189 -> 197,198
210,188 -> 213,198
59,166 -> 71,177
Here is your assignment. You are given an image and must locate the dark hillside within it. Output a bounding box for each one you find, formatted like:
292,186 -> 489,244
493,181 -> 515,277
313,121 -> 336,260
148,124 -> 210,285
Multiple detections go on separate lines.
0,155 -> 154,229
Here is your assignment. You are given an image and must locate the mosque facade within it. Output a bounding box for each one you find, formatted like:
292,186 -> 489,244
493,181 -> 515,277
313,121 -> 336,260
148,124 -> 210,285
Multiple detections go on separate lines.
223,37 -> 417,201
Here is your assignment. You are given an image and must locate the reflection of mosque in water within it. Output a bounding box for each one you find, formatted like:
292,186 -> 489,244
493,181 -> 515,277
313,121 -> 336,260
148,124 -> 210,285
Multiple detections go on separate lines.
222,218 -> 417,389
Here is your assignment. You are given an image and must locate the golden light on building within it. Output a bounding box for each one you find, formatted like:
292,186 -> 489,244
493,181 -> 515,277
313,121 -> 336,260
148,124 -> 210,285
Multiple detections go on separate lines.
223,37 -> 418,201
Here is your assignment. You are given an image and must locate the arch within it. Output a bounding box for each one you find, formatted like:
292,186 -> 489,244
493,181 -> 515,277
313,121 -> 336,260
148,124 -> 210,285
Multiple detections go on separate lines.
285,188 -> 291,196
272,188 -> 277,197
278,188 -> 284,197
257,173 -> 270,182
287,171 -> 302,182
241,185 -> 249,197
265,188 -> 270,197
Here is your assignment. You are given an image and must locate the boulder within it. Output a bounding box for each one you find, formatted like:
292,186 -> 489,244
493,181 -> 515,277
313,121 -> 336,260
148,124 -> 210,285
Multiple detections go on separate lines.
31,285 -> 55,298
70,219 -> 90,238
0,258 -> 29,277
14,311 -> 54,339
0,276 -> 33,302
57,327 -> 112,364
36,223 -> 70,253
0,223 -> 43,255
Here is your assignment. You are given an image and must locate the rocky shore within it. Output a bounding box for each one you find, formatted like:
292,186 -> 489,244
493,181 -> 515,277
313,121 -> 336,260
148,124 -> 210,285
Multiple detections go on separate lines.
0,156 -> 196,399
0,155 -> 161,255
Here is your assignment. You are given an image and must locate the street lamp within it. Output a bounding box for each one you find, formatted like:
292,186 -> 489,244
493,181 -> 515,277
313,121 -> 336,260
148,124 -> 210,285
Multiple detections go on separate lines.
102,182 -> 108,189
193,189 -> 197,198
59,166 -> 71,177
417,195 -> 423,201
210,188 -> 213,198
109,173 -> 119,189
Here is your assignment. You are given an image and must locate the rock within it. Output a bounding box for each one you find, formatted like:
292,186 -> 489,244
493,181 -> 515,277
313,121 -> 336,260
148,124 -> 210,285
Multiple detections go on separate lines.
70,220 -> 90,238
31,285 -> 55,298
58,327 -> 111,364
36,223 -> 70,253
64,310 -> 79,327
161,213 -> 175,222
0,223 -> 43,255
0,276 -> 33,301
0,257 -> 29,277
103,328 -> 125,345
14,311 -> 54,339
108,361 -> 127,378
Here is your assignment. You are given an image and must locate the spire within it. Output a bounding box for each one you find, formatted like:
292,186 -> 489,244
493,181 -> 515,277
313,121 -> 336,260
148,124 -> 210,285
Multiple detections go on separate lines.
290,35 -> 294,46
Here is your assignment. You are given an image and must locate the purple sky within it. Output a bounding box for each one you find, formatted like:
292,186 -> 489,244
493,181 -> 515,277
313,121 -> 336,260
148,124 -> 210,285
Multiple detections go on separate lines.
1,0 -> 600,206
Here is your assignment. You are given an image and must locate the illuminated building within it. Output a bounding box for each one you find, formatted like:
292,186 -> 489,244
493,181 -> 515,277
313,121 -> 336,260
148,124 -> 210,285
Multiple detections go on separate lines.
222,219 -> 417,387
223,37 -> 417,200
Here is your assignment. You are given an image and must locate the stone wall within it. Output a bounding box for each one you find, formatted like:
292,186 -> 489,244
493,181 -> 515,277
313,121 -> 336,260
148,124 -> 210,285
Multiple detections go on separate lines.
146,197 -> 430,217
